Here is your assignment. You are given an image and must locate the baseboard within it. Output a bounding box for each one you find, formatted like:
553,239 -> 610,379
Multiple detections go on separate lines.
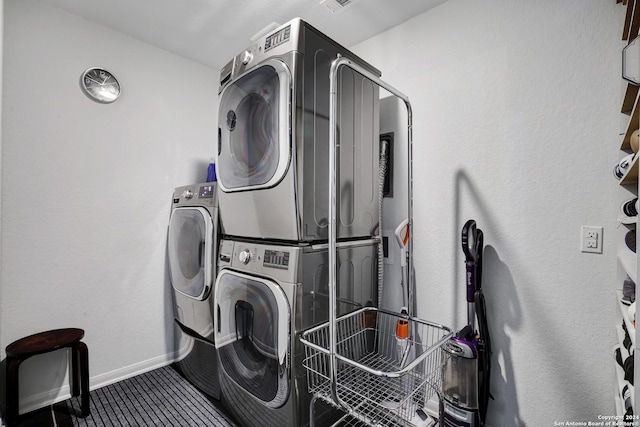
90,349 -> 185,390
18,343 -> 190,416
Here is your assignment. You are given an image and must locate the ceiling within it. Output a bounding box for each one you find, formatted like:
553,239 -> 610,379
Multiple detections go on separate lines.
36,0 -> 446,70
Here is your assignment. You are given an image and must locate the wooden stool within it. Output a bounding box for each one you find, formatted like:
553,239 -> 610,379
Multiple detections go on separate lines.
4,328 -> 89,427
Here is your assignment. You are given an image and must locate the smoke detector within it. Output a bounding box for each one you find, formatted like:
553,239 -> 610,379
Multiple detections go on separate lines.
321,0 -> 363,14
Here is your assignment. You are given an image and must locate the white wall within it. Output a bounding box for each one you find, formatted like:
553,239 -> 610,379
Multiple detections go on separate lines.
354,0 -> 623,425
1,0 -> 218,412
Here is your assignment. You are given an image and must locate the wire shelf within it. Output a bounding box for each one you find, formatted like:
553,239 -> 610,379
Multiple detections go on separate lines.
301,307 -> 453,426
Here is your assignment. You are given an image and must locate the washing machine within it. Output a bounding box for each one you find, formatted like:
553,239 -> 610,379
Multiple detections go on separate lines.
214,238 -> 378,426
216,18 -> 381,243
167,182 -> 220,399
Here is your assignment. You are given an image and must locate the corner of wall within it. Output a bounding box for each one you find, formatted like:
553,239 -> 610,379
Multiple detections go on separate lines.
0,0 -> 5,357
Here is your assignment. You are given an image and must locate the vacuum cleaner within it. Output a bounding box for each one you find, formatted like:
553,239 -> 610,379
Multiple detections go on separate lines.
441,219 -> 492,427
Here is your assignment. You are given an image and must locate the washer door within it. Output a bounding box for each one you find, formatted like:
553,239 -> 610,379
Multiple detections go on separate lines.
167,207 -> 213,300
214,269 -> 290,407
217,59 -> 291,192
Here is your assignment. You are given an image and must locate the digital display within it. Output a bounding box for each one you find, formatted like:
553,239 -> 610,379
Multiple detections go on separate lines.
265,25 -> 291,51
263,250 -> 290,269
199,185 -> 214,198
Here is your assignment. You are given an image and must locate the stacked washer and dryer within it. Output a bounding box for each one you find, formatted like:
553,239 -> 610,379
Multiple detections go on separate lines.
213,18 -> 383,427
167,17 -> 384,427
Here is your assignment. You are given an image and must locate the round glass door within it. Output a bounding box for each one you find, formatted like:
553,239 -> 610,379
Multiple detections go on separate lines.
214,270 -> 289,407
217,60 -> 291,192
167,207 -> 213,300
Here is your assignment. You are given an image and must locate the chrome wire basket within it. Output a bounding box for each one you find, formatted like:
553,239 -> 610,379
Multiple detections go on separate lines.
300,307 -> 453,426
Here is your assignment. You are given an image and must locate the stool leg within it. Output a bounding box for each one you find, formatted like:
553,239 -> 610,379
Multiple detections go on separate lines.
77,341 -> 90,417
71,344 -> 80,397
5,356 -> 23,427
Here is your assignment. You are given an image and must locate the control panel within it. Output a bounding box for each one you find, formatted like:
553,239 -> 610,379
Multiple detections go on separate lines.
219,20 -> 302,91
263,249 -> 290,270
198,185 -> 215,199
265,25 -> 291,52
217,239 -> 300,282
172,183 -> 217,207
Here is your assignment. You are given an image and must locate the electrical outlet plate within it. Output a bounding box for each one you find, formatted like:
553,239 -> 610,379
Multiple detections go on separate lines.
581,226 -> 603,254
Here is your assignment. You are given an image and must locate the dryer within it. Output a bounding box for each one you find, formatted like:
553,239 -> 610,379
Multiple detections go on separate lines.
214,238 -> 378,426
167,182 -> 220,399
216,18 -> 381,243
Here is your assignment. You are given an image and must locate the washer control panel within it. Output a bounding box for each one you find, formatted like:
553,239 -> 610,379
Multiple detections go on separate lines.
172,183 -> 217,207
263,249 -> 290,270
217,239 -> 299,282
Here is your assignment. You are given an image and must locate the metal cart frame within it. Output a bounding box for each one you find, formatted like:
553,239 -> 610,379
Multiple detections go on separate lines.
300,56 -> 453,427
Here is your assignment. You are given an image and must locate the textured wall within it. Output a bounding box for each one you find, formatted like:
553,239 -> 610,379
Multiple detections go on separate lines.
2,0 -> 217,412
354,0 -> 623,424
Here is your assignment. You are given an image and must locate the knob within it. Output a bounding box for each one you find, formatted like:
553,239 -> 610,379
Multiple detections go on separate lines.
241,50 -> 253,65
238,249 -> 251,264
181,190 -> 193,199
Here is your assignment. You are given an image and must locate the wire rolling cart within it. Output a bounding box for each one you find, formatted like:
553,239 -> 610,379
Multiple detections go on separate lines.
299,56 -> 453,427
301,307 -> 453,426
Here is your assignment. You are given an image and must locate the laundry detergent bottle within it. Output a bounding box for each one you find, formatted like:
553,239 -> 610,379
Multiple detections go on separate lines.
207,160 -> 217,182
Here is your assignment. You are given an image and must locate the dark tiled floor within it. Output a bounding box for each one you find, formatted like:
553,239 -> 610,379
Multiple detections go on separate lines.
8,364 -> 236,427
14,401 -> 74,427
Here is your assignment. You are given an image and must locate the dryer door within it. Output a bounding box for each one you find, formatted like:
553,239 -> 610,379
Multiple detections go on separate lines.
217,59 -> 291,192
214,269 -> 290,408
168,207 -> 213,300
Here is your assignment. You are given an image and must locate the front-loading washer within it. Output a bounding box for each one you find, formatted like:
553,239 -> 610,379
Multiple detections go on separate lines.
214,238 -> 378,426
216,18 -> 381,243
167,182 -> 220,399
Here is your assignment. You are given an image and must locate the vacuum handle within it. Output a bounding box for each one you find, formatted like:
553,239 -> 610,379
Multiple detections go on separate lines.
465,264 -> 475,304
461,220 -> 478,262
462,220 -> 480,303
476,229 -> 484,292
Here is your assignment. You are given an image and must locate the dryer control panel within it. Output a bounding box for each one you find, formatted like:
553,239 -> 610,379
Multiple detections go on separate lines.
219,18 -> 303,93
